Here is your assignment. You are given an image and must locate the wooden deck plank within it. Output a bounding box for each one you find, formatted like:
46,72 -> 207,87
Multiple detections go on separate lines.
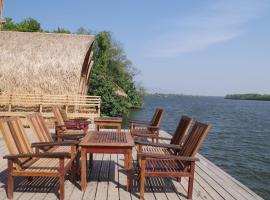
196,161 -> 246,200
118,154 -> 132,200
95,153 -> 110,200
107,154 -> 120,200
197,155 -> 263,200
82,153 -> 103,200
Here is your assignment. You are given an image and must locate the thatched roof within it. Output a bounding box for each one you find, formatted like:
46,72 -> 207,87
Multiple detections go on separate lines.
113,83 -> 128,97
0,31 -> 94,95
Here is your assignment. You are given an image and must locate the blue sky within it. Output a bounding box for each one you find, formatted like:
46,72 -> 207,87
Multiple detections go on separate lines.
3,0 -> 270,96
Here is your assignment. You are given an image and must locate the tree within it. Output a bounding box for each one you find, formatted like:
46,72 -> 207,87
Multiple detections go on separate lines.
88,31 -> 143,116
53,27 -> 71,33
76,27 -> 91,35
0,18 -> 40,32
0,18 -> 16,31
16,18 -> 41,32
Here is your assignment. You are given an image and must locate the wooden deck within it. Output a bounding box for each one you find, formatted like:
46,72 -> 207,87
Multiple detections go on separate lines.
0,130 -> 263,200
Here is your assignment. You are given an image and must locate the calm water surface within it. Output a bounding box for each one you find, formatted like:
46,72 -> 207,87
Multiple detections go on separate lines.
126,95 -> 270,199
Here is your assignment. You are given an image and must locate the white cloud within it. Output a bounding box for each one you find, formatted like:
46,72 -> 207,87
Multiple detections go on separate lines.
145,0 -> 268,57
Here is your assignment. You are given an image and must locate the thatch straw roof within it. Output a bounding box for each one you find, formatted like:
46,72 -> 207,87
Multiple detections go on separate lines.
113,83 -> 128,97
0,31 -> 94,95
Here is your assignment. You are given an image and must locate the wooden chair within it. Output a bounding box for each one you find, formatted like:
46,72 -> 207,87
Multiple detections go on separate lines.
52,105 -> 90,131
137,121 -> 211,199
52,106 -> 88,140
0,117 -> 77,200
136,115 -> 192,145
130,108 -> 164,142
26,113 -> 80,151
136,116 -> 192,179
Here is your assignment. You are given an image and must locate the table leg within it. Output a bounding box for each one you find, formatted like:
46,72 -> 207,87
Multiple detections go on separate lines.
81,148 -> 87,191
124,154 -> 127,169
89,153 -> 93,171
126,149 -> 133,192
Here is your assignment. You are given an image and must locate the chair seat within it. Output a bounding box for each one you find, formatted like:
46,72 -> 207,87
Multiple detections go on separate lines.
61,129 -> 85,135
64,121 -> 88,130
144,159 -> 185,173
134,128 -> 154,135
21,157 -> 71,173
142,146 -> 174,155
49,146 -> 72,153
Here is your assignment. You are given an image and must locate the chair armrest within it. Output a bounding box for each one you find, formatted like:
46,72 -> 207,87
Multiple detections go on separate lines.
130,120 -> 150,125
136,140 -> 182,150
133,124 -> 159,130
70,117 -> 89,121
65,120 -> 91,124
31,141 -> 79,148
138,152 -> 199,161
3,152 -> 71,160
58,132 -> 86,137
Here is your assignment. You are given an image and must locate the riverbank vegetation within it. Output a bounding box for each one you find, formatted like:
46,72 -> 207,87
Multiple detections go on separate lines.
1,18 -> 144,116
225,94 -> 270,101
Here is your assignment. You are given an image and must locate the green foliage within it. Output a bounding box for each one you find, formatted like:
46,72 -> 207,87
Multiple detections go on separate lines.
1,18 -> 16,30
1,18 -> 41,32
88,31 -> 143,116
76,27 -> 91,35
225,94 -> 270,101
53,27 -> 71,33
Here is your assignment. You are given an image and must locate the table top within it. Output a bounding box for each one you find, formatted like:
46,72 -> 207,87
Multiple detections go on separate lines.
94,117 -> 123,123
80,131 -> 134,147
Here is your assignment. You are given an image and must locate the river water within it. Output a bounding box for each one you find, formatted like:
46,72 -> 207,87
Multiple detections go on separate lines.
126,95 -> 270,199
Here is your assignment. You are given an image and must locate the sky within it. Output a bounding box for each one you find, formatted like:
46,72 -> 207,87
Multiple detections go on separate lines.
2,0 -> 270,96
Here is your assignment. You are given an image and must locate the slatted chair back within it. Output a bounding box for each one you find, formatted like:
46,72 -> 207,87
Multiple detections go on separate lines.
59,108 -> 69,121
181,121 -> 210,157
27,113 -> 53,143
149,108 -> 159,124
170,116 -> 192,145
0,117 -> 33,168
52,106 -> 66,127
150,108 -> 164,127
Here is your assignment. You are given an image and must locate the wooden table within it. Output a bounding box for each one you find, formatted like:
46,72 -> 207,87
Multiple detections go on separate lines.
94,117 -> 122,131
80,131 -> 134,192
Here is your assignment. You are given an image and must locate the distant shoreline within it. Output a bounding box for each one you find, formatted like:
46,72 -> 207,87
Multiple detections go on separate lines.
145,93 -> 222,98
225,94 -> 270,101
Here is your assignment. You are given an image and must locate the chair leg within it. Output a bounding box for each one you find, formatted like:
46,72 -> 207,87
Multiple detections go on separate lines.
7,160 -> 13,199
59,175 -> 65,200
139,159 -> 146,200
76,151 -> 81,178
71,162 -> 76,183
188,162 -> 195,199
59,158 -> 65,200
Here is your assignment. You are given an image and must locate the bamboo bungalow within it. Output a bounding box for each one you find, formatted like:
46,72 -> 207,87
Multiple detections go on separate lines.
0,31 -> 101,125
